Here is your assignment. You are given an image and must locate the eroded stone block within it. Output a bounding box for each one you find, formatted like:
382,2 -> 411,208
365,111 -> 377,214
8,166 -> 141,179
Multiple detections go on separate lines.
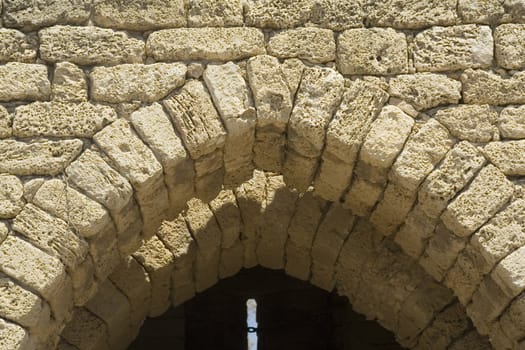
0,175 -> 23,219
245,0 -> 313,28
484,140 -> 525,176
268,28 -> 335,63
436,105 -> 499,143
309,0 -> 363,30
0,319 -> 33,350
61,308 -> 110,350
188,0 -> 242,27
462,69 -> 525,105
499,105 -> 525,139
0,63 -> 50,102
495,24 -> 525,69
0,29 -> 37,62
52,62 -> 87,102
458,0 -> 505,24
492,246 -> 525,299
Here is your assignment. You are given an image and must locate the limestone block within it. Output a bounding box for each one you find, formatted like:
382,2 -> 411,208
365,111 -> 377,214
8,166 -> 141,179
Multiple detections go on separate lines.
448,330 -> 492,350
219,242 -> 244,279
414,25 -> 494,72
0,222 -> 7,244
370,183 -> 416,235
343,179 -> 383,217
244,0 -> 312,28
468,277 -> 510,332
436,105 -> 499,143
281,58 -> 305,97
395,206 -> 437,258
158,217 -> 197,271
499,105 -> 525,139
0,29 -> 37,62
285,67 -> 344,191
61,308 -> 110,350
52,62 -> 87,102
0,63 -> 50,102
287,190 -> 327,249
492,245 -> 525,299
495,24 -> 525,69
91,63 -> 186,103
0,106 -> 11,139
130,103 -> 194,215
188,0 -> 243,27
418,141 -> 486,219
309,0 -> 363,30
484,140 -> 525,176
366,0 -> 457,29
285,241 -> 312,281
441,164 -> 514,237
500,293 -> 525,341
458,0 -> 505,23
257,175 -> 298,269
337,28 -> 408,75
268,28 -> 335,64
39,25 -> 145,65
147,27 -> 265,61
13,102 -> 116,138
209,190 -> 241,249
194,149 -> 225,202
505,0 -> 525,22
390,119 -> 454,195
388,73 -> 461,111
462,69 -> 525,105
93,0 -> 185,31
133,236 -> 174,317
0,175 -> 23,219
84,226 -> 120,281
0,319 -> 33,350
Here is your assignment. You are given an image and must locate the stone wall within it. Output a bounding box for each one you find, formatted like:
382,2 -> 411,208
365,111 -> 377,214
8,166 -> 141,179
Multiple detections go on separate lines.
0,1 -> 524,349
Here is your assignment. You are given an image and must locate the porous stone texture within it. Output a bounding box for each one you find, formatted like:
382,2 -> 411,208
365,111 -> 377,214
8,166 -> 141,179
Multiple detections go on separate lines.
188,0 -> 243,27
462,69 -> 525,105
494,24 -> 525,69
458,0 -> 506,24
484,140 -> 525,176
0,63 -> 50,102
0,175 -> 24,219
0,106 -> 11,139
0,29 -> 37,63
309,0 -> 363,30
435,105 -> 499,143
244,0 -> 313,28
499,106 -> 525,139
268,28 -> 336,63
52,62 -> 88,102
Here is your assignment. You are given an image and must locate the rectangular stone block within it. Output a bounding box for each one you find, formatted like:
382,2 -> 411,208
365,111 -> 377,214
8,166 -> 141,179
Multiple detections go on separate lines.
219,242 -> 243,279
268,28 -> 335,63
458,0 -> 505,24
467,277 -> 510,334
499,105 -> 525,139
0,29 -> 37,63
414,25 -> 493,72
436,105 -> 498,143
147,27 -> 265,61
395,205 -> 437,258
61,308 -> 110,350
0,63 -> 50,102
285,241 -> 311,281
500,293 -> 525,341
495,24 -> 525,69
188,0 -> 243,27
209,190 -> 241,249
0,319 -> 33,350
343,178 -> 383,216
287,190 -> 327,248
484,140 -> 525,176
309,0 -> 363,30
462,69 -> 525,105
52,62 -> 87,103
244,0 -> 312,28
370,183 -> 416,235
492,246 -> 525,299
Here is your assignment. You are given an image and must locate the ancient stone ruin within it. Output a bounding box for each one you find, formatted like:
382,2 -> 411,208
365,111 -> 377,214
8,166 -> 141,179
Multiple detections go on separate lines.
1,0 -> 525,349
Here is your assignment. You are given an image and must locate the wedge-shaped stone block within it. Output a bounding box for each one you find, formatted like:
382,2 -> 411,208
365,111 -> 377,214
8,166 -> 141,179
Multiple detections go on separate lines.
209,190 -> 242,249
484,140 -> 525,176
0,63 -> 50,102
343,179 -> 383,217
499,106 -> 525,139
0,139 -> 82,176
188,0 -> 243,27
395,205 -> 437,258
93,0 -> 186,31
13,102 -> 116,138
370,183 -> 416,235
220,242 -> 244,279
287,190 -> 327,249
52,62 -> 87,102
462,69 -> 525,105
244,0 -> 312,28
436,105 -> 498,143
388,73 -> 461,111
492,246 -> 525,299
147,27 -> 265,61
418,141 -> 486,219
468,277 -> 512,333
309,0 -> 363,30
500,293 -> 525,341
448,330 -> 492,350
61,308 -> 110,350
0,319 -> 33,350
495,24 -> 525,69
40,25 -> 145,65
366,0 -> 457,29
158,216 -> 197,271
414,25 -> 494,72
442,164 -> 514,237
91,63 -> 186,103
0,175 -> 23,219
337,28 -> 408,75
268,28 -> 335,63
0,29 -> 37,62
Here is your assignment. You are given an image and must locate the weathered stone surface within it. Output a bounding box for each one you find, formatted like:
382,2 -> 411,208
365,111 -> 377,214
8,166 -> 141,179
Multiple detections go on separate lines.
0,106 -> 11,139
268,28 -> 336,63
209,190 -> 241,249
245,0 -> 312,28
93,0 -> 186,31
369,183 -> 416,235
281,58 -> 305,97
484,140 -> 525,175
61,308 -> 110,350
0,175 -> 23,219
500,294 -> 525,341
52,62 -> 87,102
337,28 -> 408,75
309,0 -> 363,30
435,105 -> 499,143
2,0 -> 91,30
388,73 -> 461,111
147,27 -> 265,61
499,105 -> 525,139
188,0 -> 243,27
458,0 -> 505,24
366,0 -> 457,28
492,245 -> 525,298
0,319 -> 33,350
462,69 -> 525,105
448,330 -> 492,350
0,222 -> 7,244
91,63 -> 187,103
495,24 -> 525,69
13,102 -> 116,138
39,25 -> 145,65
0,29 -> 37,62
0,63 -> 50,102
0,139 -> 83,176
414,25 -> 494,72
442,164 -> 514,237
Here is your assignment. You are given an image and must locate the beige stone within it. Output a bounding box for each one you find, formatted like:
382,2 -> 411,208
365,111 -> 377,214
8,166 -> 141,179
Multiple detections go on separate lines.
39,25 -> 145,65
287,190 -> 326,250
268,28 -> 335,63
435,105 -> 499,143
499,105 -> 525,139
158,217 -> 197,270
193,149 -> 225,202
188,0 -> 243,27
0,29 -> 37,63
0,222 -> 7,244
0,106 -> 11,139
0,63 -> 50,102
245,0 -> 313,28
468,277 -> 512,333
0,175 -> 23,219
495,24 -> 525,69
309,0 -> 363,30
462,69 -> 525,105
500,293 -> 525,341
93,0 -> 186,31
337,28 -> 408,75
13,102 -> 116,138
414,25 -> 494,72
492,245 -> 525,298
147,27 -> 265,61
0,319 -> 33,350
395,205 -> 437,258
91,63 -> 186,103
458,0 -> 505,24
388,73 -> 461,111
52,62 -> 87,102
61,308 -> 110,350
281,58 -> 305,97
209,190 -> 241,249
484,140 -> 525,176
370,183 -> 416,235
343,179 -> 383,217
0,139 -> 83,176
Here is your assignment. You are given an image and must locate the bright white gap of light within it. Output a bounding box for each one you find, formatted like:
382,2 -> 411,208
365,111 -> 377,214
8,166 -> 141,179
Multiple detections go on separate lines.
246,298 -> 258,350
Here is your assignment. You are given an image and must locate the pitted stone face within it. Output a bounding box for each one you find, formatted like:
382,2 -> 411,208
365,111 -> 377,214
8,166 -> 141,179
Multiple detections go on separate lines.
0,1 -> 525,350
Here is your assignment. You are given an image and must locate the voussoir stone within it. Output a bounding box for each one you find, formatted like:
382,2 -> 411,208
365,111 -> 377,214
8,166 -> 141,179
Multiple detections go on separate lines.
90,63 -> 187,103
414,25 -> 494,72
484,140 -> 525,176
499,106 -> 525,139
435,105 -> 499,143
388,73 -> 461,111
0,319 -> 32,350
0,175 -> 23,219
13,102 -> 116,138
268,28 -> 335,63
462,69 -> 525,105
93,0 -> 186,31
309,0 -> 363,30
2,0 -> 91,30
244,0 -> 313,28
495,24 -> 525,69
0,139 -> 83,176
337,28 -> 408,75
39,25 -> 145,65
188,0 -> 243,27
0,29 -> 37,63
147,27 -> 265,61
0,63 -> 50,102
